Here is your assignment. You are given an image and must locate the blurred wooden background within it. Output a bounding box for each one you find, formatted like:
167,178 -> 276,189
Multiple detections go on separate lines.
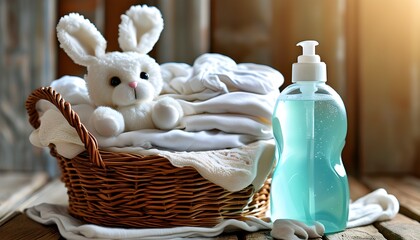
1,0 -> 419,177
0,0 -> 57,175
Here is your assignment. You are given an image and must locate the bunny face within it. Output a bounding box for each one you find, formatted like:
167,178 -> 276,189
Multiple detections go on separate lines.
86,52 -> 162,108
57,5 -> 164,108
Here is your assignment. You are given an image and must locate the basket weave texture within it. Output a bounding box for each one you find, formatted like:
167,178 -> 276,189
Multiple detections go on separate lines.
26,87 -> 270,228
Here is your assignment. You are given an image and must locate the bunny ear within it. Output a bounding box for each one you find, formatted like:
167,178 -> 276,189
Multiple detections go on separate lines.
118,5 -> 163,54
57,13 -> 106,66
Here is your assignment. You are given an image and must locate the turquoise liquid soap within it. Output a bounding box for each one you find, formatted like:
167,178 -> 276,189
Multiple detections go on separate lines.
270,40 -> 349,234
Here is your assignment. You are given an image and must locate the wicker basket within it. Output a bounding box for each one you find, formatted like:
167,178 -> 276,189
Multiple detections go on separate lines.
26,87 -> 270,228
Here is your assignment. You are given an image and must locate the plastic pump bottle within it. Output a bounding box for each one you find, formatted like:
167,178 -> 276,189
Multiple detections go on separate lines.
270,40 -> 349,233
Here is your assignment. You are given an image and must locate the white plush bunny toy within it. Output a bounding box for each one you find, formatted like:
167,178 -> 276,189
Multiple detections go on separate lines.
56,5 -> 183,137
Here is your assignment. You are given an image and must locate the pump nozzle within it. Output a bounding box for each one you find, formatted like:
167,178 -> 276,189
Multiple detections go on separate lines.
292,40 -> 326,82
297,40 -> 321,63
298,41 -> 317,55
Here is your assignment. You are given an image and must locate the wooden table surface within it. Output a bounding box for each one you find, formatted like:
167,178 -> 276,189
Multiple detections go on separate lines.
0,175 -> 419,240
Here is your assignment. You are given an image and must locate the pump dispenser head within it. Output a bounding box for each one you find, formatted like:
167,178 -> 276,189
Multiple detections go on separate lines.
292,40 -> 327,82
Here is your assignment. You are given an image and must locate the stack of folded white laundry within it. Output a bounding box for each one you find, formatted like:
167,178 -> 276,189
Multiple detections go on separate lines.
32,53 -> 283,153
97,54 -> 282,152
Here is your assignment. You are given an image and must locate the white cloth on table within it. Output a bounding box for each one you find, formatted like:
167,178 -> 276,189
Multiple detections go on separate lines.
347,188 -> 399,228
270,188 -> 400,239
26,203 -> 272,240
25,188 -> 399,240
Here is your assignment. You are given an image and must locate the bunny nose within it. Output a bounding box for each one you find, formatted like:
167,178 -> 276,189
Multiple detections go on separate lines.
128,81 -> 138,89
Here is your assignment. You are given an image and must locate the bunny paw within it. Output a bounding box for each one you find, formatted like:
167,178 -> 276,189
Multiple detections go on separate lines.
152,98 -> 183,130
91,107 -> 125,137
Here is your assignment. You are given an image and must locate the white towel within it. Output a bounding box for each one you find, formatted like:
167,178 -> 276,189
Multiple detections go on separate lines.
160,53 -> 283,98
179,114 -> 272,138
25,188 -> 399,240
177,91 -> 278,122
347,188 -> 399,228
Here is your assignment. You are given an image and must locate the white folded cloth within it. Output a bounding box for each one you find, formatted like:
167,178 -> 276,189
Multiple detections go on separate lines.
26,188 -> 399,240
347,188 -> 399,228
160,53 -> 283,98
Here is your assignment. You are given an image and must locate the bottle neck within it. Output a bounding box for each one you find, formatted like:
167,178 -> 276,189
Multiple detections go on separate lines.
297,81 -> 319,96
292,61 -> 327,83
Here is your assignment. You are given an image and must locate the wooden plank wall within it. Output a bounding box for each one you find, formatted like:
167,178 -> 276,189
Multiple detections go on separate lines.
0,0 -> 57,174
357,0 -> 420,176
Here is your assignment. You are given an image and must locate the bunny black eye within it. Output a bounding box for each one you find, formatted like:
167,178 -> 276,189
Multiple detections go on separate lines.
110,77 -> 121,87
140,72 -> 149,80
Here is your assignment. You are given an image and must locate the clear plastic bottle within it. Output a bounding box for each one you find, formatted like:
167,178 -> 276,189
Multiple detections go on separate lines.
270,40 -> 349,234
